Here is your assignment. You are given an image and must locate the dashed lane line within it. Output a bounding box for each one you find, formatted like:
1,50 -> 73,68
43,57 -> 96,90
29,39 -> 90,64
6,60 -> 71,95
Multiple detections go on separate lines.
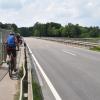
62,50 -> 77,56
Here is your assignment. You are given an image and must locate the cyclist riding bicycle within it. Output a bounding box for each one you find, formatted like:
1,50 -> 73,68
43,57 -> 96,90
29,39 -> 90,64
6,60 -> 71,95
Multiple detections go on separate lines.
16,33 -> 22,50
6,32 -> 18,72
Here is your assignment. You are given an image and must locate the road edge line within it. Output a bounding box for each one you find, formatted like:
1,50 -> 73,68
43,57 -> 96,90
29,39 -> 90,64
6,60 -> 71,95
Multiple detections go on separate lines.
27,44 -> 62,100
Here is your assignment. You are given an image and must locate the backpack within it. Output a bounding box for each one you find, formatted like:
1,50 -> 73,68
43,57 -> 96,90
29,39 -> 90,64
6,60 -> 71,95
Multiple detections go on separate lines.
7,35 -> 16,48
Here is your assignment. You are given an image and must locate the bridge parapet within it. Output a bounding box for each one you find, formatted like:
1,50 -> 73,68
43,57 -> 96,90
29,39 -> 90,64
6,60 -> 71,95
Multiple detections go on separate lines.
0,29 -> 13,64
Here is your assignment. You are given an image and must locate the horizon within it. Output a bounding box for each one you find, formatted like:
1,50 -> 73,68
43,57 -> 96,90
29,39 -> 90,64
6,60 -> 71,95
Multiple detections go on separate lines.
1,21 -> 100,28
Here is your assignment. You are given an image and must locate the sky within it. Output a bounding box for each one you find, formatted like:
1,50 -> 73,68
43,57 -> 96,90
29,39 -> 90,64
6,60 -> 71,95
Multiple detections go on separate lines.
0,0 -> 100,27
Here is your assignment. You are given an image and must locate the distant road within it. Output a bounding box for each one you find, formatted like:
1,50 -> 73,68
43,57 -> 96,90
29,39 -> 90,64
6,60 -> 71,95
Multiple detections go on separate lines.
25,37 -> 100,100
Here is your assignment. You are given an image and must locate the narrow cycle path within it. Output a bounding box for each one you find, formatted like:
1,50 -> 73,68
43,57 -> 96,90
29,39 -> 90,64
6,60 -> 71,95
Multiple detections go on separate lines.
0,45 -> 24,100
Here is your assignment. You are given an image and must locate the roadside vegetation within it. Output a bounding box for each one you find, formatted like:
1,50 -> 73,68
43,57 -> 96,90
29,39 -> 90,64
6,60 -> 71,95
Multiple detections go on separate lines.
18,64 -> 23,79
90,46 -> 100,52
0,22 -> 100,38
14,65 -> 23,100
32,79 -> 43,100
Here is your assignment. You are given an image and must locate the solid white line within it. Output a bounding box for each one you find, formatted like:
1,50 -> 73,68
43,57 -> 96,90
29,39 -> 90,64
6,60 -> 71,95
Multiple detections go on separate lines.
34,62 -> 44,87
63,50 -> 76,56
27,45 -> 62,100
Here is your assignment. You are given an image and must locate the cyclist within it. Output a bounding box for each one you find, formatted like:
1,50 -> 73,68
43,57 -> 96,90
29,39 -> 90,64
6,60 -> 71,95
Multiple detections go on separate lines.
16,33 -> 22,50
6,32 -> 18,72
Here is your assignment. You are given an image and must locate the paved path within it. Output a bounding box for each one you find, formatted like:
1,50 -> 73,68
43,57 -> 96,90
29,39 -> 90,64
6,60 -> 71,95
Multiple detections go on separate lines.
0,72 -> 18,100
0,45 -> 24,100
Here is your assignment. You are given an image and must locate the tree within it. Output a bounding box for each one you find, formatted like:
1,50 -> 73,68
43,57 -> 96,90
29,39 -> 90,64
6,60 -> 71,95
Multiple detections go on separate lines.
0,21 -> 100,38
89,27 -> 100,37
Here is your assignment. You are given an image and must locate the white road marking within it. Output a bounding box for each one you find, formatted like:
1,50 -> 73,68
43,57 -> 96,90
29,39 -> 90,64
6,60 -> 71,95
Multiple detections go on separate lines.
34,62 -> 44,87
63,50 -> 76,56
27,44 -> 62,100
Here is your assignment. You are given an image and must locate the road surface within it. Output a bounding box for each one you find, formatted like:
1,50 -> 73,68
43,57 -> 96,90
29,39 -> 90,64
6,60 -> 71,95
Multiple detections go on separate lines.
25,37 -> 100,100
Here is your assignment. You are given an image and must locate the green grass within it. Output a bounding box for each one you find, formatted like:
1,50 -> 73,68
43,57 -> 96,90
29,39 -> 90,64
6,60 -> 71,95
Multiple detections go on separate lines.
18,64 -> 23,79
90,46 -> 100,52
32,80 -> 43,100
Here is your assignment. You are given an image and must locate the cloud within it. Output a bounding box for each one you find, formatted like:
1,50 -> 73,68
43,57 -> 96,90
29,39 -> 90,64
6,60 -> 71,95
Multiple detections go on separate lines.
0,0 -> 100,27
0,0 -> 33,10
0,0 -> 22,10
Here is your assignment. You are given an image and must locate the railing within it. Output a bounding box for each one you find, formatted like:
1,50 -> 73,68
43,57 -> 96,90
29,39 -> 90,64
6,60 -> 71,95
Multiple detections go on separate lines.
0,28 -> 13,64
0,31 -> 2,64
0,43 -> 6,64
38,37 -> 100,48
0,43 -> 2,64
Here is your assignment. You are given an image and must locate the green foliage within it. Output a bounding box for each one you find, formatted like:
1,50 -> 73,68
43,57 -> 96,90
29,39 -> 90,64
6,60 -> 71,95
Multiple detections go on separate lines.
89,27 -> 100,37
32,22 -> 61,37
90,46 -> 100,51
1,21 -> 100,38
19,27 -> 33,37
0,22 -> 19,32
31,22 -> 100,38
32,80 -> 43,100
18,65 -> 23,79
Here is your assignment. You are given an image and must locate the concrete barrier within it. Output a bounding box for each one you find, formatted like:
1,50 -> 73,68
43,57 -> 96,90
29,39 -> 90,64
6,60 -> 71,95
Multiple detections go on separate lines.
38,37 -> 100,49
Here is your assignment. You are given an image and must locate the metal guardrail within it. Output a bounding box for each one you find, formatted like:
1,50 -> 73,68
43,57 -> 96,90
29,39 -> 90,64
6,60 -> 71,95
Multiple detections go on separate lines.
0,43 -> 2,64
38,37 -> 100,48
0,29 -> 13,64
0,43 -> 7,64
18,39 -> 33,100
45,37 -> 100,43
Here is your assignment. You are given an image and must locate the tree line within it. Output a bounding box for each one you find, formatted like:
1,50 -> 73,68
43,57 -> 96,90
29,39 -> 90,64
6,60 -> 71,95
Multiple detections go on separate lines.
0,22 -> 100,38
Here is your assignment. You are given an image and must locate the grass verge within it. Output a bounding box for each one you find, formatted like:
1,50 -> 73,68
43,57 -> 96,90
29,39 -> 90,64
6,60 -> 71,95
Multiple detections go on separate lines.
18,64 -> 24,79
90,46 -> 100,52
32,79 -> 43,100
14,64 -> 24,100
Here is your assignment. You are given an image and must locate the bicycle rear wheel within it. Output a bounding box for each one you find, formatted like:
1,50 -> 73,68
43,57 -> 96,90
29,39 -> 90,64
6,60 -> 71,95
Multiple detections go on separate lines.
8,61 -> 12,77
8,54 -> 14,78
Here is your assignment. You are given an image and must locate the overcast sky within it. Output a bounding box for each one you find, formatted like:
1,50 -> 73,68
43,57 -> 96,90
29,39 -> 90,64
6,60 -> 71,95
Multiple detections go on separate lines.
0,0 -> 100,27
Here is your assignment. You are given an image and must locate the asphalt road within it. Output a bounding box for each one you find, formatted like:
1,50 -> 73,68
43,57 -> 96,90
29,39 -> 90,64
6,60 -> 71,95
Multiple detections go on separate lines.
25,37 -> 100,100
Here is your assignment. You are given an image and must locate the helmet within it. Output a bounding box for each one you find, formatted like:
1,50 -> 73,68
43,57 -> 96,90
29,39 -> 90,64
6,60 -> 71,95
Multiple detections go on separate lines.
10,32 -> 14,35
16,33 -> 20,36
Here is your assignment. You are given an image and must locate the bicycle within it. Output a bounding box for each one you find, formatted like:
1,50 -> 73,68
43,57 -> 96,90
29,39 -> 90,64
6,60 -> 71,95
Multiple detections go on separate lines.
6,46 -> 16,78
8,53 -> 14,77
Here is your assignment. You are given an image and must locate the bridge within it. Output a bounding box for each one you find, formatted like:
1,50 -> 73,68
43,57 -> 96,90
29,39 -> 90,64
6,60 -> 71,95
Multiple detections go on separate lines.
0,30 -> 100,100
